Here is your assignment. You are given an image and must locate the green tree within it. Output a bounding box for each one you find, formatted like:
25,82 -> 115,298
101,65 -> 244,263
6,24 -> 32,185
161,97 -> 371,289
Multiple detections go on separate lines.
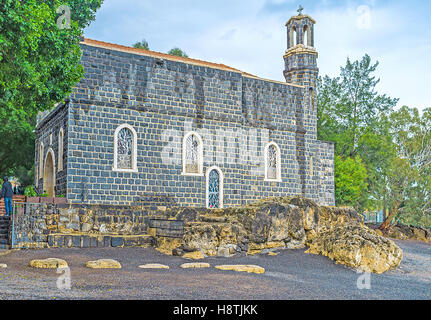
317,54 -> 398,158
0,0 -> 102,182
317,54 -> 399,210
380,106 -> 431,229
334,155 -> 368,208
168,47 -> 188,58
132,39 -> 149,50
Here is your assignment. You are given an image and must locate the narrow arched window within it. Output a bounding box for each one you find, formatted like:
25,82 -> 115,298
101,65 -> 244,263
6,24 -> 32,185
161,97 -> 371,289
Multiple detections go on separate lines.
39,142 -> 44,179
58,128 -> 64,172
182,131 -> 203,175
303,26 -> 309,46
206,166 -> 223,209
309,88 -> 315,111
265,142 -> 282,181
292,27 -> 297,46
113,124 -> 138,172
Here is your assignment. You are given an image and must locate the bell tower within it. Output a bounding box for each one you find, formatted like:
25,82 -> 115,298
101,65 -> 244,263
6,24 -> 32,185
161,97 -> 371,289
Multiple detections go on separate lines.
284,7 -> 319,201
283,7 -> 318,89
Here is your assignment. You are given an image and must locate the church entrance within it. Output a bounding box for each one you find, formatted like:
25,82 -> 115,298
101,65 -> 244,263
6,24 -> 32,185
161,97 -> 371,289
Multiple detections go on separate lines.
206,166 -> 223,209
43,150 -> 55,197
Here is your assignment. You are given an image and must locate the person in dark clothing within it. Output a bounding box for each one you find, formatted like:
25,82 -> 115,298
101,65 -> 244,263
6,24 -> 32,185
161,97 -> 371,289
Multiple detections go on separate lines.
1,177 -> 13,216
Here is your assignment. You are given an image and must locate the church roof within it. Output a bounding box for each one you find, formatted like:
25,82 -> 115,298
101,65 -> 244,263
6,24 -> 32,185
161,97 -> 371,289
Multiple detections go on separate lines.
81,38 -> 303,88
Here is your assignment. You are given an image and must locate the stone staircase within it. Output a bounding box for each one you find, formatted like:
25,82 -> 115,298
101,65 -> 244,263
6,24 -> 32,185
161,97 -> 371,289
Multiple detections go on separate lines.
0,195 -> 26,249
0,216 -> 10,249
0,195 -> 26,216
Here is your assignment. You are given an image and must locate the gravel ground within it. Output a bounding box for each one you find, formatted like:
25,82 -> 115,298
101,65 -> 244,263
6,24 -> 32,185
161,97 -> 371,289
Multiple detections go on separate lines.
0,239 -> 429,300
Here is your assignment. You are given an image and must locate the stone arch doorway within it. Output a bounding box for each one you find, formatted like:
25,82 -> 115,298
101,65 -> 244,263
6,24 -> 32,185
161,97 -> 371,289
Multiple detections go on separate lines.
43,149 -> 56,197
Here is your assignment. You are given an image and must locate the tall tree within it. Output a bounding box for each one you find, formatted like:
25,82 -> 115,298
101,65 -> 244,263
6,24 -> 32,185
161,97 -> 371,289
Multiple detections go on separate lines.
0,0 -> 103,184
379,106 -> 431,229
317,54 -> 399,210
317,54 -> 398,158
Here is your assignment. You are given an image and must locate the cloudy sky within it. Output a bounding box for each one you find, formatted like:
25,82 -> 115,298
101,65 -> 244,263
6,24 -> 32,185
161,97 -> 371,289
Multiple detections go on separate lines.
84,0 -> 431,111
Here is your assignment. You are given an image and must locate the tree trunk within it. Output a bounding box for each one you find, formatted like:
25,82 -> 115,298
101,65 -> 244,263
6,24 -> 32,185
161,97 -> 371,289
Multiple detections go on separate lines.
379,201 -> 402,230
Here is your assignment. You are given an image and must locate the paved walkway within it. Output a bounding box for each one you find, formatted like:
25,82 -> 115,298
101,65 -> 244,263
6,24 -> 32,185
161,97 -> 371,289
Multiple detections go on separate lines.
0,240 -> 429,299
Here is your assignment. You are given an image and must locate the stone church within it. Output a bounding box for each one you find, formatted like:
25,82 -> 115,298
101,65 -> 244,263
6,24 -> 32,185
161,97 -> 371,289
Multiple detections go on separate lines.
35,11 -> 335,209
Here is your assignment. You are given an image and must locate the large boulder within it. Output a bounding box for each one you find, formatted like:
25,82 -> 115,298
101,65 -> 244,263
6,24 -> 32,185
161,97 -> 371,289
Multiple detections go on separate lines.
306,225 -> 403,274
168,196 -> 403,273
375,223 -> 431,243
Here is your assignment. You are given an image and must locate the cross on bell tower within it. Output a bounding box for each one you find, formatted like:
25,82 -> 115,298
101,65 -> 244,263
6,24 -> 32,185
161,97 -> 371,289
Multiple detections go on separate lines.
297,5 -> 304,15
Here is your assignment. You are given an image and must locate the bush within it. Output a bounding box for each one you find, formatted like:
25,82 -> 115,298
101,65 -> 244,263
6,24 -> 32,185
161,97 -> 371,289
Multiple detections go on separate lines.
24,186 -> 37,197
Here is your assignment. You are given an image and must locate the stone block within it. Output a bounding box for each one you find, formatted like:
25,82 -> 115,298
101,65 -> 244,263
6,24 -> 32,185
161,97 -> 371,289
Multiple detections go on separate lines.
72,235 -> 81,247
90,237 -> 98,247
111,237 -> 123,247
103,236 -> 111,247
81,235 -> 90,248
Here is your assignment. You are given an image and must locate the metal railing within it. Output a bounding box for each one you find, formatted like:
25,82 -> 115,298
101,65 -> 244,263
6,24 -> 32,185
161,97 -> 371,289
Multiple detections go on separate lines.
11,202 -> 47,249
363,211 -> 384,224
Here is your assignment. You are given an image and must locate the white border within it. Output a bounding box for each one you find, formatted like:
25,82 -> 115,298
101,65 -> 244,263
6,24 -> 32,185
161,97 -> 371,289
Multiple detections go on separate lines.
264,142 -> 282,182
43,148 -> 56,196
113,124 -> 138,173
205,166 -> 224,209
182,131 -> 204,176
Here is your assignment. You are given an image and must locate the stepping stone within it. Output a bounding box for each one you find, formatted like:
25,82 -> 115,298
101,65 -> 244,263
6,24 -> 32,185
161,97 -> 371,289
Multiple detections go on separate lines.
0,264 -> 7,268
182,251 -> 204,260
138,263 -> 169,269
181,262 -> 210,269
85,259 -> 121,269
268,252 -> 279,256
214,264 -> 265,274
29,258 -> 68,269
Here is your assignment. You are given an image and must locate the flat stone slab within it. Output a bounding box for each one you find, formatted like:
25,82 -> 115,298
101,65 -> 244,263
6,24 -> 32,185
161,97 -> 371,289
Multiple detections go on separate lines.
215,265 -> 265,274
182,251 -> 205,260
85,259 -> 121,269
29,258 -> 68,269
180,263 -> 210,269
138,264 -> 169,269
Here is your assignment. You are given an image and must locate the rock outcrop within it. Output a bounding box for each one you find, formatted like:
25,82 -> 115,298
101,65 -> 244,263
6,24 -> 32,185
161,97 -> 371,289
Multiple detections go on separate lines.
162,197 -> 403,274
368,223 -> 431,243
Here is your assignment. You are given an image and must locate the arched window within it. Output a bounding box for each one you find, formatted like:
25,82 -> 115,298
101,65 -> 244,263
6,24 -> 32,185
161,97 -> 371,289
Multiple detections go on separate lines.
182,131 -> 203,175
58,127 -> 64,172
292,26 -> 297,46
309,88 -> 315,111
264,142 -> 282,182
206,166 -> 223,209
39,142 -> 44,179
303,25 -> 310,46
113,124 -> 138,172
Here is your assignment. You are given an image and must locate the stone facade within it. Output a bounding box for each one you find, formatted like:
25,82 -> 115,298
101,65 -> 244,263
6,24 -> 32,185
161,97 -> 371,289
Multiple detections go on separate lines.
35,13 -> 335,208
